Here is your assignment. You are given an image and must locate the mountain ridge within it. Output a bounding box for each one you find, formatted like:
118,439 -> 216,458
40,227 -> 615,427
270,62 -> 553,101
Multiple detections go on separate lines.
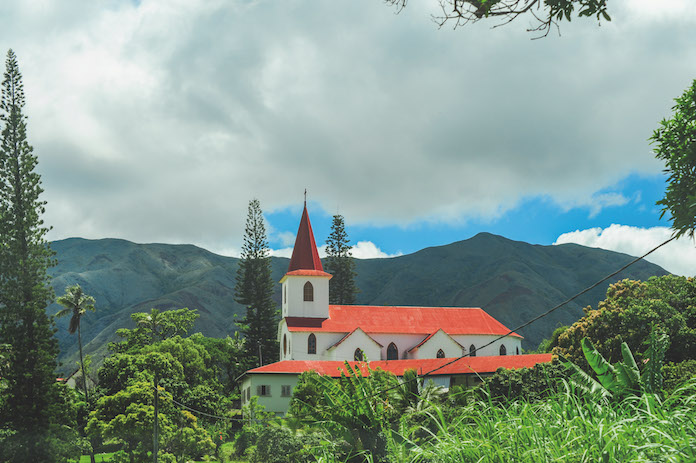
47,234 -> 669,374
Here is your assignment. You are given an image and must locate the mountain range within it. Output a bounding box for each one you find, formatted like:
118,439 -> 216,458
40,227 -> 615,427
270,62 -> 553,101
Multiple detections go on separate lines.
48,233 -> 669,374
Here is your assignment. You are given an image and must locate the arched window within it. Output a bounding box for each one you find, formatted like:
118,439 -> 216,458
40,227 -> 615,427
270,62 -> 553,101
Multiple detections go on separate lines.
303,281 -> 314,301
283,334 -> 287,357
436,349 -> 445,359
387,342 -> 398,360
516,347 -> 520,355
283,285 -> 286,304
308,333 -> 316,355
500,344 -> 507,356
470,344 -> 476,357
354,348 -> 364,361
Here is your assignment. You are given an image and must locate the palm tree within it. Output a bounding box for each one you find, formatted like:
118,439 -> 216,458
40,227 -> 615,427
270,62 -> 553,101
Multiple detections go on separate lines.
56,284 -> 96,402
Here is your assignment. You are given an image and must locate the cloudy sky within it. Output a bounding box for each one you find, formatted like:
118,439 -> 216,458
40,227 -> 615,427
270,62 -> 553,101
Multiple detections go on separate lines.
2,0 -> 695,276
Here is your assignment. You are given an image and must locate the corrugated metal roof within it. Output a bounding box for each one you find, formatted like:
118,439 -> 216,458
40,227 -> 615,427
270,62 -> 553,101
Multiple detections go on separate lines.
245,354 -> 552,377
285,305 -> 522,338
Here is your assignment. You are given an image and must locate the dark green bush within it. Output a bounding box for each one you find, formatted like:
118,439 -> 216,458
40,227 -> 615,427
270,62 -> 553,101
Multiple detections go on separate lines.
484,361 -> 567,403
663,360 -> 696,395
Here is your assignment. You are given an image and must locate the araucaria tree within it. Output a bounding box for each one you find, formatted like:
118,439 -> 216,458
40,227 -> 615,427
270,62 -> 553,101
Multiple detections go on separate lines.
651,79 -> 696,239
325,214 -> 358,304
234,199 -> 278,366
0,49 -> 70,462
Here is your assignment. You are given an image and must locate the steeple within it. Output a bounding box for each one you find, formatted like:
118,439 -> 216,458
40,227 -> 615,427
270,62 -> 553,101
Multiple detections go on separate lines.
288,203 -> 323,272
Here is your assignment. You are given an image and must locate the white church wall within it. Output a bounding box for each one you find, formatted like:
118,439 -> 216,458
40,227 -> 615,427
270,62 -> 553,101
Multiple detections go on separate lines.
451,334 -> 522,357
327,328 -> 381,362
286,331 -> 346,361
370,333 -> 428,360
282,275 -> 330,319
410,330 -> 465,359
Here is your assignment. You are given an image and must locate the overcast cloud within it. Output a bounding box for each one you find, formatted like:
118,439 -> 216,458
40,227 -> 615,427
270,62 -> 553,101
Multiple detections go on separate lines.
1,0 -> 695,255
555,225 -> 695,276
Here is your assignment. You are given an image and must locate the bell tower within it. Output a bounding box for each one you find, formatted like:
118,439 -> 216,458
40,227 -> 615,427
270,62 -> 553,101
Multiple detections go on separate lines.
280,202 -> 331,319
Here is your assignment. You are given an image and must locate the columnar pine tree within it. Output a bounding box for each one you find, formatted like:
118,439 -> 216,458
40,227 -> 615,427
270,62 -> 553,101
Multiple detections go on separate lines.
0,49 -> 66,462
234,199 -> 278,366
325,214 -> 358,304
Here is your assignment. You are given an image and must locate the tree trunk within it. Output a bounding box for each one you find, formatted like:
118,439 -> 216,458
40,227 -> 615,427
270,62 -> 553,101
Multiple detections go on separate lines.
78,322 -> 97,463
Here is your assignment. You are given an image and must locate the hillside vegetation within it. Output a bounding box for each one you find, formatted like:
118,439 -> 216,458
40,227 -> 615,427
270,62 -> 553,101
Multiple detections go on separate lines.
49,234 -> 668,373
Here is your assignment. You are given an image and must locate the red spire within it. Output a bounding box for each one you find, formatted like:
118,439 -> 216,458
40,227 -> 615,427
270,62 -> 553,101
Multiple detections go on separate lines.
288,204 -> 324,272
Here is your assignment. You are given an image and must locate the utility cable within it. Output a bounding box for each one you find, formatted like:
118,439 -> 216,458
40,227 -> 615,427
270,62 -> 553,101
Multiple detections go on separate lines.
331,234 -> 677,409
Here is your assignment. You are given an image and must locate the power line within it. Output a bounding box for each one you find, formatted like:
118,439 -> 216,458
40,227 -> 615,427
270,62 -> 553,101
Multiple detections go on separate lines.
332,235 -> 677,409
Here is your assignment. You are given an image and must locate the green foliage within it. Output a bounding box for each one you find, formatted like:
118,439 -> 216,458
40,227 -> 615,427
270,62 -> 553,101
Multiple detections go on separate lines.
325,214 -> 358,305
533,325 -> 568,353
0,48 -> 75,463
662,360 -> 696,396
484,361 -> 566,403
390,380 -> 696,462
651,79 -> 696,238
289,363 -> 397,461
643,327 -> 671,393
111,307 -> 199,353
235,198 -> 278,366
562,334 -> 669,400
191,332 -> 248,395
251,426 -> 307,463
553,276 -> 696,370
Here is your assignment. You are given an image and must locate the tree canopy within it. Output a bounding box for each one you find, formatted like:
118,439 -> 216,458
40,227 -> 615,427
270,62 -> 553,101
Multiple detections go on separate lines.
387,0 -> 611,36
553,276 -> 696,370
0,49 -> 74,462
234,199 -> 278,366
325,214 -> 358,305
651,79 -> 696,239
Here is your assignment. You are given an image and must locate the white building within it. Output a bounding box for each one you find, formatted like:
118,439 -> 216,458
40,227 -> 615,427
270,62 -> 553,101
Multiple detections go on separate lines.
240,205 -> 551,414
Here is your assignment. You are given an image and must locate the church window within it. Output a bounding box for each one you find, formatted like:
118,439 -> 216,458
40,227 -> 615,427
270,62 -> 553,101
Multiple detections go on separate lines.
516,347 -> 520,355
283,285 -> 286,304
303,281 -> 314,301
500,344 -> 507,356
354,348 -> 364,361
470,344 -> 476,357
308,333 -> 316,354
387,342 -> 398,360
283,334 -> 287,357
436,349 -> 445,358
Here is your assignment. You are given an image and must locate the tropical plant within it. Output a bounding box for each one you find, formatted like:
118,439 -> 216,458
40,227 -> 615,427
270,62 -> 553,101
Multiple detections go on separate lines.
553,276 -> 696,369
651,78 -> 696,239
56,285 -> 96,402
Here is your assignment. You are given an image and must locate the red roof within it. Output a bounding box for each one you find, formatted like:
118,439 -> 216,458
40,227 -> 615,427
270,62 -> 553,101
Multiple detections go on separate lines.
285,305 -> 522,338
245,354 -> 552,377
287,205 -> 323,273
284,269 -> 332,278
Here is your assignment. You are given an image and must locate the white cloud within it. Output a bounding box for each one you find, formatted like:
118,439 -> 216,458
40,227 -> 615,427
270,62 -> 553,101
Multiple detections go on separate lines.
269,241 -> 400,260
554,225 -> 696,276
351,241 -> 402,259
1,0 -> 695,251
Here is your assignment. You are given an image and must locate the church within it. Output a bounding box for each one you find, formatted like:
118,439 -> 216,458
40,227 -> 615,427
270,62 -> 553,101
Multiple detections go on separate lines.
239,205 -> 552,414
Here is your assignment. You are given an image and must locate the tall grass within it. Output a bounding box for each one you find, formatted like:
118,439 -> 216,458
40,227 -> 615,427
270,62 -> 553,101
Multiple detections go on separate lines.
399,378 -> 696,462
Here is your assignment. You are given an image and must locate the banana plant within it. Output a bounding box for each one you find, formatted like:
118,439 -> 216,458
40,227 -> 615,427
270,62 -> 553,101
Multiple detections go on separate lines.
561,330 -> 669,400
